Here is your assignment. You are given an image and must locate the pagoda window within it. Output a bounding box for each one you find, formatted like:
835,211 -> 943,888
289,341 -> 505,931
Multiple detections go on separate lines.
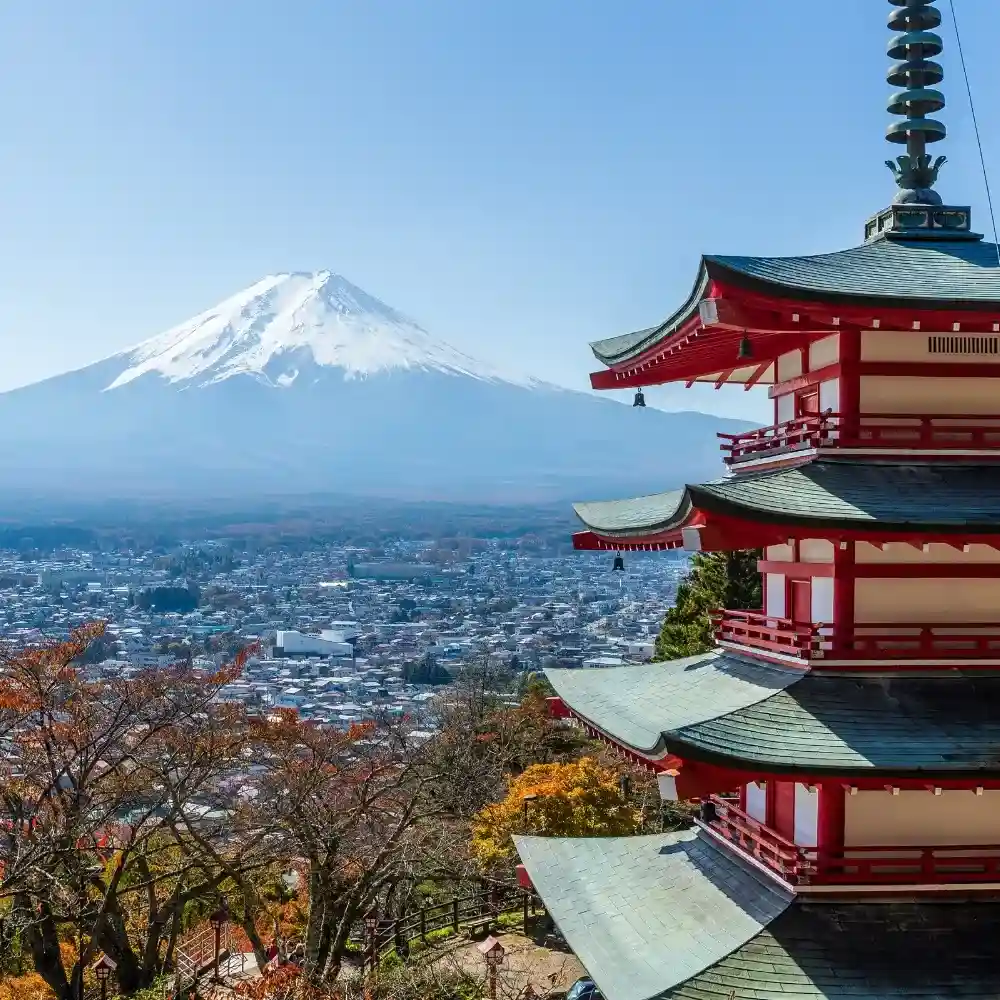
765,543 -> 794,562
776,350 -> 803,383
808,334 -> 840,371
843,789 -> 1000,848
799,539 -> 834,563
744,781 -> 768,824
776,391 -> 796,424
818,377 -> 840,415
793,784 -> 819,848
765,573 -> 786,617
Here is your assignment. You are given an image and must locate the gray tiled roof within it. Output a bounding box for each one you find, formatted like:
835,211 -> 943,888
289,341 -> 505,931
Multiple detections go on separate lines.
674,673 -> 1000,774
517,832 -> 1000,1000
591,237 -> 1000,365
514,831 -> 792,1000
550,659 -> 1000,775
664,900 -> 1000,1000
573,490 -> 688,538
708,236 -> 1000,307
545,653 -> 797,754
575,461 -> 1000,537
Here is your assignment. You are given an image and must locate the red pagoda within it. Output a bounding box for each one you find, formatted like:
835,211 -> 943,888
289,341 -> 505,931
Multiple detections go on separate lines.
515,3 -> 1000,997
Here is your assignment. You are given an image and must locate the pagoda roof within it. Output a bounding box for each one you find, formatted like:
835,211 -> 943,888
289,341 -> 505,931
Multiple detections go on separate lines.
591,237 -> 1000,367
514,830 -> 792,1000
548,660 -> 1000,776
545,652 -> 797,754
516,830 -> 1000,1000
574,461 -> 1000,544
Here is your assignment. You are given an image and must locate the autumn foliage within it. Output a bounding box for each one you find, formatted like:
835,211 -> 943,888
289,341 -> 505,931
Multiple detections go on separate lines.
470,757 -> 641,866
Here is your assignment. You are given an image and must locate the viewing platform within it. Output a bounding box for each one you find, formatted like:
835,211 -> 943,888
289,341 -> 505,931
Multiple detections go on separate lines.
720,413 -> 1000,467
714,610 -> 1000,665
703,795 -> 1000,889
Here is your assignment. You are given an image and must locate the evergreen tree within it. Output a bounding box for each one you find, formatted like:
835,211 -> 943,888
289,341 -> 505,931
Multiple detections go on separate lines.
655,550 -> 762,660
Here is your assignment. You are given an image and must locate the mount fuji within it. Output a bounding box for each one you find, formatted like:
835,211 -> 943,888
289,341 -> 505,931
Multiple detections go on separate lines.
0,272 -> 749,502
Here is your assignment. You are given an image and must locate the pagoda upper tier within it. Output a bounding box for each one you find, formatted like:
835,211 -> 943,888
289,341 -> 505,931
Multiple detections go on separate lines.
592,237 -> 1000,391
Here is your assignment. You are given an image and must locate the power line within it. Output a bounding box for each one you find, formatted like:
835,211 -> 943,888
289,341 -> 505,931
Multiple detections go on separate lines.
948,0 -> 1000,263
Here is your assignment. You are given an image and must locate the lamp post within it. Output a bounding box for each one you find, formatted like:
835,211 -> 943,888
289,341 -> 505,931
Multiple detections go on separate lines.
93,954 -> 116,1000
521,793 -> 539,831
364,906 -> 380,978
478,935 -> 506,1000
209,902 -> 230,984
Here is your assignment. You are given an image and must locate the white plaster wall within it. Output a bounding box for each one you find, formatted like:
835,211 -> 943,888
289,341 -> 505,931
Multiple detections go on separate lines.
844,789 -> 1000,846
794,784 -> 819,847
855,542 -> 1000,565
855,577 -> 1000,623
800,539 -> 835,563
777,351 -> 803,382
811,578 -> 834,624
766,544 -> 794,562
766,574 -> 786,618
776,392 -> 795,423
809,335 -> 840,371
860,376 -> 1000,415
819,378 -> 840,414
862,329 -> 1000,363
745,782 -> 768,823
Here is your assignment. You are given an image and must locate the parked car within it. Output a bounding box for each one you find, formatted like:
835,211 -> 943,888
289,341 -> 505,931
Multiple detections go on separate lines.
567,978 -> 603,1000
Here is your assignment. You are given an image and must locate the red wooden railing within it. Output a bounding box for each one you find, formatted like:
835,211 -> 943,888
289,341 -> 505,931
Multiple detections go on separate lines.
712,610 -> 814,656
714,610 -> 1000,662
705,796 -> 1000,887
704,795 -> 812,882
719,413 -> 1000,464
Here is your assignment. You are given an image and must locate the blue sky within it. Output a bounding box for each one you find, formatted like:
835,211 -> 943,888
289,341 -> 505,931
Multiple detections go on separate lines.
0,1 -> 997,420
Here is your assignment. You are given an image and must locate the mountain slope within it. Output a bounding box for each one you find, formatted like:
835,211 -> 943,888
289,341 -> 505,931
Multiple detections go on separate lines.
0,272 -> 750,502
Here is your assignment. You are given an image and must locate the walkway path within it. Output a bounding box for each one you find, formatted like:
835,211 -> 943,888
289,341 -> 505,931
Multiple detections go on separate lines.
427,931 -> 585,996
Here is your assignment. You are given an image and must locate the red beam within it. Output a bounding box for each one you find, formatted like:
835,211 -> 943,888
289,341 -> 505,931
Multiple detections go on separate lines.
768,362 -> 841,398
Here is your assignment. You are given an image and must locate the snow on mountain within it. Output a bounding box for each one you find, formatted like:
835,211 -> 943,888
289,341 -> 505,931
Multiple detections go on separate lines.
106,271 -> 536,391
0,270 -> 753,502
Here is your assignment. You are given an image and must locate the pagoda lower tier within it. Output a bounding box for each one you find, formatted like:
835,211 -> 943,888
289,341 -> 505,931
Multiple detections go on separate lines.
516,830 -> 1000,1000
541,653 -> 1000,893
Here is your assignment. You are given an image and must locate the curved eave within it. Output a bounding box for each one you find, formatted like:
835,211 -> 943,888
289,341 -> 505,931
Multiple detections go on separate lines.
589,239 -> 1000,382
589,264 -> 710,367
544,653 -> 800,758
572,530 -> 686,552
572,489 -> 695,541
549,657 -> 1000,779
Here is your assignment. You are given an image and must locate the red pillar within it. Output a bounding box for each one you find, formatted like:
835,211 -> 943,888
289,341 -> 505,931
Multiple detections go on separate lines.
832,541 -> 855,654
816,783 -> 845,873
839,328 -> 861,438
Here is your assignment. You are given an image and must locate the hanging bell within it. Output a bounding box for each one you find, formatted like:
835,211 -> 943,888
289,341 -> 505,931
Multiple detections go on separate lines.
612,554 -> 625,572
737,332 -> 753,360
633,389 -> 646,408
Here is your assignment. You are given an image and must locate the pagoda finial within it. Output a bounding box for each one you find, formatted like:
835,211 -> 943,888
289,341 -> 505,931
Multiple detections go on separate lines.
885,1 -> 947,205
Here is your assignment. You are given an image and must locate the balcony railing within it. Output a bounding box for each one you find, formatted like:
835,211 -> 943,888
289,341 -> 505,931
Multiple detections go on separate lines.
713,610 -> 1000,663
705,796 -> 1000,887
719,413 -> 1000,465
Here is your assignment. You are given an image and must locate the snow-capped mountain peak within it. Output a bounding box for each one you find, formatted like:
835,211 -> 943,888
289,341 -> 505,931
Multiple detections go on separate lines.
105,270 -> 534,390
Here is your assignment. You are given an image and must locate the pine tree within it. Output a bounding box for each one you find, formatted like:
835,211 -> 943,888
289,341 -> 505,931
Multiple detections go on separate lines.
654,550 -> 762,660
